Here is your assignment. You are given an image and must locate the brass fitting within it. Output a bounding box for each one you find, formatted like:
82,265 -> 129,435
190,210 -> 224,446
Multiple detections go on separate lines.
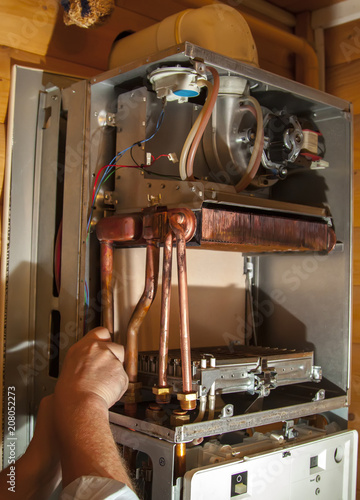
145,403 -> 165,423
152,385 -> 173,404
122,381 -> 142,403
170,409 -> 190,427
128,381 -> 142,393
177,391 -> 197,411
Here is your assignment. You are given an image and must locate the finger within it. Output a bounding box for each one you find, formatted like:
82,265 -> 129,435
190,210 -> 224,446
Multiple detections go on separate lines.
85,327 -> 111,342
106,343 -> 125,363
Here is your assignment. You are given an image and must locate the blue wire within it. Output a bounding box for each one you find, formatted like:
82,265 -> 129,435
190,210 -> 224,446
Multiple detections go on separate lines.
87,107 -> 165,234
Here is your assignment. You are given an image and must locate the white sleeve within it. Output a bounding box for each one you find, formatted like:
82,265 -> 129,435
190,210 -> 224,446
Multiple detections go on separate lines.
60,476 -> 139,500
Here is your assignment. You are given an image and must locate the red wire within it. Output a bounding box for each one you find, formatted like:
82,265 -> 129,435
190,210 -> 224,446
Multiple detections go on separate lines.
154,154 -> 169,161
91,155 -> 170,206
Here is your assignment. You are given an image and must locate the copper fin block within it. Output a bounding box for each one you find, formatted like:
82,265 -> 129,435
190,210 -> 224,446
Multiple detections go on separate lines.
200,207 -> 336,253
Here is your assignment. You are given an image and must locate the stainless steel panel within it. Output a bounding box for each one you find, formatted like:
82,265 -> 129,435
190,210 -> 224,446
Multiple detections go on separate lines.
110,396 -> 348,444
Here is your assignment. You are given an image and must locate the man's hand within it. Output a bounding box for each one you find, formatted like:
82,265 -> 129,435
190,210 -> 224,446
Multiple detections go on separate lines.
55,327 -> 129,409
53,328 -> 134,490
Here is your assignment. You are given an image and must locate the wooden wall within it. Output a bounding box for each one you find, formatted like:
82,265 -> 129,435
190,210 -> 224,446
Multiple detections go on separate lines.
325,18 -> 360,497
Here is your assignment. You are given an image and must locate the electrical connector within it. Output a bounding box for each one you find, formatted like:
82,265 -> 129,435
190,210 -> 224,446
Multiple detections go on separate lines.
168,152 -> 178,163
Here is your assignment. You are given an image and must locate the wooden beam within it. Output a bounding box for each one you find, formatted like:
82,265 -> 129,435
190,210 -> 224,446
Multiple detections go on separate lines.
355,115 -> 360,170
326,59 -> 360,113
325,19 -> 360,68
355,170 -> 360,227
47,5 -> 156,72
353,286 -> 360,343
0,123 -> 5,252
354,227 -> 360,286
295,12 -> 316,88
0,0 -> 58,56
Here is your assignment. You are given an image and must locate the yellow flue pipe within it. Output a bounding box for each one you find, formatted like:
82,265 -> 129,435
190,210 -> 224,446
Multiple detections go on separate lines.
179,0 -> 319,89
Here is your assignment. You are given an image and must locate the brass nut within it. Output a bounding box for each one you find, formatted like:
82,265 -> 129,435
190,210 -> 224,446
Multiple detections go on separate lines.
155,393 -> 172,404
170,413 -> 190,427
179,399 -> 197,411
127,381 -> 142,393
145,405 -> 165,422
152,386 -> 173,395
121,392 -> 141,404
177,392 -> 197,401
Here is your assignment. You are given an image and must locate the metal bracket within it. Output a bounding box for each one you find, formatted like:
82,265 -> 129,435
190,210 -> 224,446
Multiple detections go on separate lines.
311,365 -> 322,382
97,110 -> 116,127
312,389 -> 326,402
283,420 -> 298,440
219,404 -> 234,419
252,360 -> 277,397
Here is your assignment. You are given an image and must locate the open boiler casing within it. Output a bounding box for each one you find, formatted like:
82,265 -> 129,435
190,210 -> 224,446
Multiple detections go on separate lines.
1,43 -> 356,499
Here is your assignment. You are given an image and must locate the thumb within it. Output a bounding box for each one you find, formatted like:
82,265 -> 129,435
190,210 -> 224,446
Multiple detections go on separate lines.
106,343 -> 125,364
86,327 -> 111,342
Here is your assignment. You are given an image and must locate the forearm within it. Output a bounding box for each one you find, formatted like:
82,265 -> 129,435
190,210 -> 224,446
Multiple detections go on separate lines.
0,447 -> 60,500
55,393 -> 133,490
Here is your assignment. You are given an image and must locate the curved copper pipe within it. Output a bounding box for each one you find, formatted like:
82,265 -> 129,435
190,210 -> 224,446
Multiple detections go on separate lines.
169,214 -> 192,394
158,230 -> 173,388
125,239 -> 160,383
100,241 -> 114,336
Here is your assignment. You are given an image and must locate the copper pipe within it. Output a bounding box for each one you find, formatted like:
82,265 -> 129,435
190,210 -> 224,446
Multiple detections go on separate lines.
175,443 -> 186,480
158,230 -> 173,388
100,241 -> 114,336
96,214 -> 142,243
169,214 -> 192,394
125,239 -> 160,384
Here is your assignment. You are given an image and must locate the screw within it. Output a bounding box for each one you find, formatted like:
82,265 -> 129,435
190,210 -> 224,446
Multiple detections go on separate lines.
316,475 -> 321,483
175,185 -> 180,190
160,184 -> 165,189
159,457 -> 165,466
315,488 -> 320,495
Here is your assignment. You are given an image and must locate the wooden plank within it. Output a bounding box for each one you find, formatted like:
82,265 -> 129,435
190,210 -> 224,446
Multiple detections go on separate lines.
47,5 -> 156,72
325,19 -> 360,68
115,0 -> 185,21
355,170 -> 360,227
295,11 -> 314,95
348,401 -> 360,499
268,0 -> 347,14
0,123 -> 5,252
355,114 -> 360,170
351,343 -> 360,403
0,0 -> 58,56
0,48 -> 11,124
10,50 -> 99,80
353,286 -> 360,344
354,227 -> 360,286
326,59 -> 360,114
